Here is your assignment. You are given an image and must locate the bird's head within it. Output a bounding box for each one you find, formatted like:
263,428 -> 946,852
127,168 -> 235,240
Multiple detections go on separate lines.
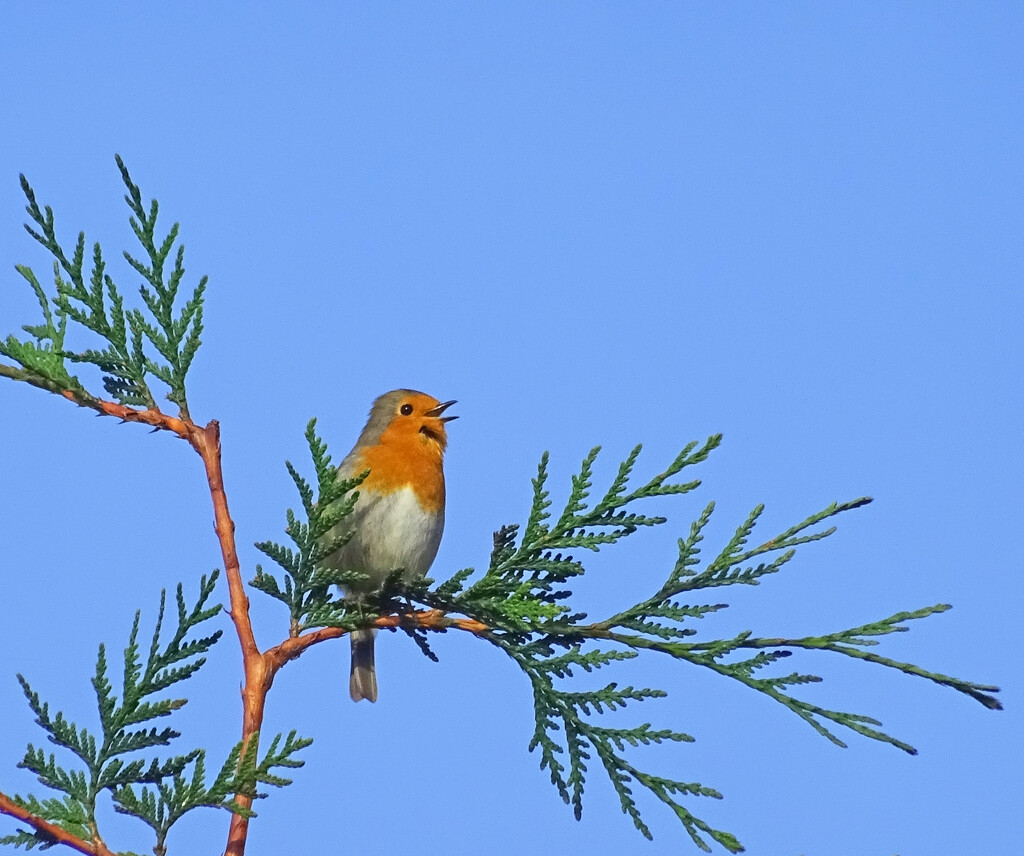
365,389 -> 457,452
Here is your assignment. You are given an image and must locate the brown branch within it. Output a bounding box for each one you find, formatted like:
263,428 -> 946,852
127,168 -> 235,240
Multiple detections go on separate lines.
263,610 -> 490,678
2,374 -> 494,856
3,372 -> 261,854
0,792 -> 114,856
187,420 -> 258,664
0,365 -> 190,438
76,395 -> 190,438
180,419 -> 266,856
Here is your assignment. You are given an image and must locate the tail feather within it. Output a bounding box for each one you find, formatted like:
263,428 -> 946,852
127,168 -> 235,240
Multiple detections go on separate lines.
349,629 -> 378,703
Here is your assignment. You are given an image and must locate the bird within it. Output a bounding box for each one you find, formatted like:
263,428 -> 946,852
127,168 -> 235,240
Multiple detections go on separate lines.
324,389 -> 457,702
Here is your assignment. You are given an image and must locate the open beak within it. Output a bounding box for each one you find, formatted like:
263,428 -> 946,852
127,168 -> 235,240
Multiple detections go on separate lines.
426,399 -> 458,422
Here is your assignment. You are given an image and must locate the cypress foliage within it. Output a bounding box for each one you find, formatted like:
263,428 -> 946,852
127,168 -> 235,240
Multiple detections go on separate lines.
2,574 -> 309,855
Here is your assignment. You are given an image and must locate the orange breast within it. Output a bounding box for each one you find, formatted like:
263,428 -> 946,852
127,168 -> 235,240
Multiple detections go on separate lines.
357,437 -> 446,514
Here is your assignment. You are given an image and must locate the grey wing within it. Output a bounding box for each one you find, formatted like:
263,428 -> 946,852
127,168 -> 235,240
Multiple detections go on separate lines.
322,458 -> 381,595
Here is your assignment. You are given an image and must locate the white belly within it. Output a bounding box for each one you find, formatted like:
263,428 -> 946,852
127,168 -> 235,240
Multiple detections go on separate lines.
328,486 -> 444,593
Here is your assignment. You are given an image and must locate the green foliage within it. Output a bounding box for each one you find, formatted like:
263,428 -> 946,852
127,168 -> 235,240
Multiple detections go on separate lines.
0,263 -> 79,394
0,573 -> 311,855
0,157 -> 205,417
412,442 -> 999,851
412,440 -> 747,851
3,574 -> 219,848
460,438 -> 720,634
251,417 -> 369,634
112,729 -> 312,856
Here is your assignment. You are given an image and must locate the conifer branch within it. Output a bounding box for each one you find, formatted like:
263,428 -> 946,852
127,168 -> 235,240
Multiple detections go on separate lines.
0,164 -> 279,856
4,159 -> 203,416
0,792 -> 112,856
0,576 -> 225,854
248,424 -> 1000,851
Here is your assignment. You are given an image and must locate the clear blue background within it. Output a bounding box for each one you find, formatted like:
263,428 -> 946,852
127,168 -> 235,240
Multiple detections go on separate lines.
0,4 -> 1020,855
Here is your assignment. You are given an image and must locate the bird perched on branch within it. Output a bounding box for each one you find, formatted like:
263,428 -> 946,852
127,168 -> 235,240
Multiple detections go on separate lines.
326,389 -> 457,702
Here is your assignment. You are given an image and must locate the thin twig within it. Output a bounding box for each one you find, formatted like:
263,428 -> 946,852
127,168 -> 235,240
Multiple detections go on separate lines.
0,792 -> 114,856
263,611 -> 489,677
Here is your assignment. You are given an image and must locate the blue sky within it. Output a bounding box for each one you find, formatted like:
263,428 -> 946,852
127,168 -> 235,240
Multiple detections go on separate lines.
0,4 -> 1020,854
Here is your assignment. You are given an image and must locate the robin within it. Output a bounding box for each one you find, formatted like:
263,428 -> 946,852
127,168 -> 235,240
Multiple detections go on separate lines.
326,389 -> 457,702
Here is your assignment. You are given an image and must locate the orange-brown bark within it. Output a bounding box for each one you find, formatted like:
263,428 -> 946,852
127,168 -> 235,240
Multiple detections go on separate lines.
182,419 -> 264,856
263,611 -> 489,675
0,793 -> 114,856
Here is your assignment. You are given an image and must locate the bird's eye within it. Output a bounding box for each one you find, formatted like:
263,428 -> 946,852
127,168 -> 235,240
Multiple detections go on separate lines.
400,403 -> 414,416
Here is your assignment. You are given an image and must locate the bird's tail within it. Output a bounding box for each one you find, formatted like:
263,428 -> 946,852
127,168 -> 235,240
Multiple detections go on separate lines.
349,629 -> 378,703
